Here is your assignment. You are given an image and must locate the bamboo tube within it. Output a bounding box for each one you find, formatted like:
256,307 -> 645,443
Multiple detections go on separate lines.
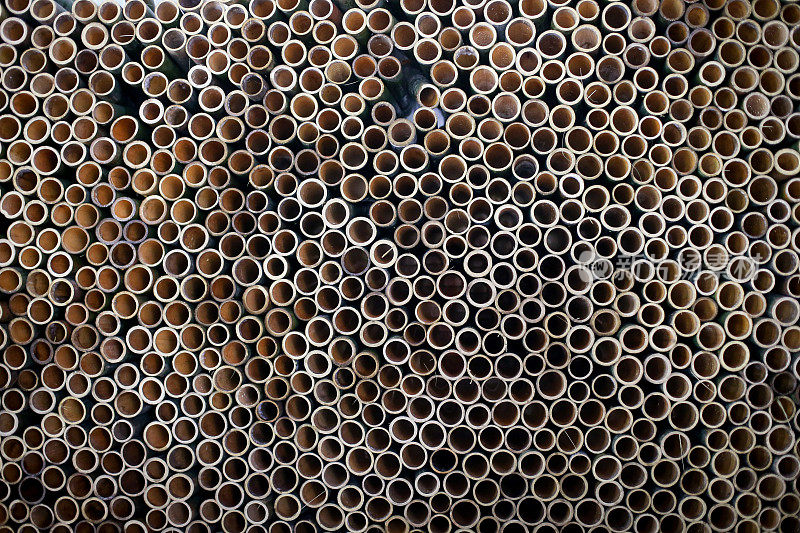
0,0 -> 795,529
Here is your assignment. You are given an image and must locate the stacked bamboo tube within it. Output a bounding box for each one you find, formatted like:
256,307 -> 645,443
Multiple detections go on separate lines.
0,0 -> 798,530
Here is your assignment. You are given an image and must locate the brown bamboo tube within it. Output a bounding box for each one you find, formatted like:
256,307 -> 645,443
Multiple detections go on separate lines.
0,0 -> 794,528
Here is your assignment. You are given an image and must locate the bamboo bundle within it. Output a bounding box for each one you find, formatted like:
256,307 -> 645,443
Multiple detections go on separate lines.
0,0 -> 797,531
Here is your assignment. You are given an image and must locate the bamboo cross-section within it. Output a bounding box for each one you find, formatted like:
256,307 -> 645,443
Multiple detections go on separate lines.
0,0 -> 798,531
